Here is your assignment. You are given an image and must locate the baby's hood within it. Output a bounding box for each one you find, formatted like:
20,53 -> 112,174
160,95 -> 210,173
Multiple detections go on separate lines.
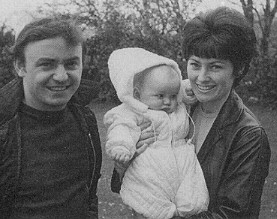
108,47 -> 182,113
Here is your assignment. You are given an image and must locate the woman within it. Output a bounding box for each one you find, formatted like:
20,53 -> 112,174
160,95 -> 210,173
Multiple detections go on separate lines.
111,7 -> 271,219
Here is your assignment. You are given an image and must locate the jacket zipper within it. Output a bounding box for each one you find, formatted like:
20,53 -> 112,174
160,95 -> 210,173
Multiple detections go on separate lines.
88,132 -> 96,190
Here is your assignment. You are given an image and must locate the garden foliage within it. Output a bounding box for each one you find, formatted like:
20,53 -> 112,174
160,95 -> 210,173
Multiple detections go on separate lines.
0,24 -> 15,88
1,0 -> 277,106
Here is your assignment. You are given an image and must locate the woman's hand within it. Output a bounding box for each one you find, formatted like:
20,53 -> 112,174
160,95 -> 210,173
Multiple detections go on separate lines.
135,120 -> 155,157
182,79 -> 197,105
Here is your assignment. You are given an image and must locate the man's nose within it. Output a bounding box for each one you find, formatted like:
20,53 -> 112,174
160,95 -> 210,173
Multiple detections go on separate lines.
53,65 -> 68,81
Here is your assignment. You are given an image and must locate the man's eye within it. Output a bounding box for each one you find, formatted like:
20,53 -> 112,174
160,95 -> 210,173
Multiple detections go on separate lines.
40,62 -> 53,67
65,61 -> 80,70
39,62 -> 55,70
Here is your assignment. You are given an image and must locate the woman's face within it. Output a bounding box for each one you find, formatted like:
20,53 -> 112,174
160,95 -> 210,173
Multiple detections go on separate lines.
187,55 -> 235,112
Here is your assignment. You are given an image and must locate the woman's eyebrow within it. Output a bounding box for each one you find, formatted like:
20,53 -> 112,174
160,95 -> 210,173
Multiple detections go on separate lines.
189,58 -> 198,62
210,60 -> 226,65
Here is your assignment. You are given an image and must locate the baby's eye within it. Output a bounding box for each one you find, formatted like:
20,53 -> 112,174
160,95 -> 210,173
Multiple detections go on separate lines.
171,94 -> 177,99
156,94 -> 164,99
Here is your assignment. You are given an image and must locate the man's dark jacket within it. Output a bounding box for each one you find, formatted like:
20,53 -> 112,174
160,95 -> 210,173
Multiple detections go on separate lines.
111,90 -> 271,219
0,78 -> 102,218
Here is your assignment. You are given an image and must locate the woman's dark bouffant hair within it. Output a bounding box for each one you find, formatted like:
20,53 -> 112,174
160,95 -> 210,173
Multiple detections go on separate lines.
182,7 -> 257,87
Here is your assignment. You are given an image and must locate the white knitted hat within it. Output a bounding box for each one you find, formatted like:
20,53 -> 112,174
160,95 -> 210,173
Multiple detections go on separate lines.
108,47 -> 182,112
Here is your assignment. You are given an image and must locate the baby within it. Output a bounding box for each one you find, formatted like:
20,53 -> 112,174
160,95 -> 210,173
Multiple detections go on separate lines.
104,48 -> 209,219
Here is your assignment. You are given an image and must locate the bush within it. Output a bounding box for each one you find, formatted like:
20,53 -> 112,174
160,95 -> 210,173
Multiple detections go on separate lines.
76,79 -> 101,105
0,25 -> 15,89
235,55 -> 277,107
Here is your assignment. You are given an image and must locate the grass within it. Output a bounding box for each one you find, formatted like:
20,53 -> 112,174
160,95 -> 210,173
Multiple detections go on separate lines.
88,101 -> 277,219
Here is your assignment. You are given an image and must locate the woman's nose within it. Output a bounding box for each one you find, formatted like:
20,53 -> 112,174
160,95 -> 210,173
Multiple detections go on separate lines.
197,67 -> 209,82
53,65 -> 68,81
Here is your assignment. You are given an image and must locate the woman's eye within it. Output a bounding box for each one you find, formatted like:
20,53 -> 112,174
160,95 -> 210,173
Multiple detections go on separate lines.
210,65 -> 223,71
189,62 -> 200,69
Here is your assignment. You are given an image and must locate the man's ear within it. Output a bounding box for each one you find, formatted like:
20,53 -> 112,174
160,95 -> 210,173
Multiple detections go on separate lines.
133,87 -> 140,100
14,60 -> 26,77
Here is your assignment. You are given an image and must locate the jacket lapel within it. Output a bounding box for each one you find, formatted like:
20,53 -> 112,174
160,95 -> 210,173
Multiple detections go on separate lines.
196,90 -> 244,163
0,78 -> 24,123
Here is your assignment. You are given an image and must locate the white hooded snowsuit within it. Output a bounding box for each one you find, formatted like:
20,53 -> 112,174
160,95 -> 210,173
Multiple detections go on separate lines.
104,48 -> 209,219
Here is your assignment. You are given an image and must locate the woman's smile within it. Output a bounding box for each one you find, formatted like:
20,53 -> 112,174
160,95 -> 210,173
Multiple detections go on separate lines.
196,83 -> 216,92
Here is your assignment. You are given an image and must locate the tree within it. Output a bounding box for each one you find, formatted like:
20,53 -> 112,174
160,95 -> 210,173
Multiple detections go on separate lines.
237,0 -> 277,57
0,23 -> 15,88
234,0 -> 277,105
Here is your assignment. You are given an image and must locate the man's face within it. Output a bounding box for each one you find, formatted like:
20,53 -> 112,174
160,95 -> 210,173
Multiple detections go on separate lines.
17,37 -> 83,111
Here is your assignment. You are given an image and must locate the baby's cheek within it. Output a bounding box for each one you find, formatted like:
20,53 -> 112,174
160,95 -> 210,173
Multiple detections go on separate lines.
172,100 -> 178,110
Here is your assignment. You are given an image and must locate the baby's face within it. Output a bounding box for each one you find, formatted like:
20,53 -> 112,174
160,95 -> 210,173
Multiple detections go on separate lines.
139,65 -> 180,114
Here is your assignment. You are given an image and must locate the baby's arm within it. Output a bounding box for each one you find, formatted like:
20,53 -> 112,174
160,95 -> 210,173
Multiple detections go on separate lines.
109,146 -> 132,163
104,106 -> 141,164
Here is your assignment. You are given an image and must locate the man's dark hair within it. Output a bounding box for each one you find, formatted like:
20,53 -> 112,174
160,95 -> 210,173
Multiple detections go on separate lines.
13,17 -> 85,65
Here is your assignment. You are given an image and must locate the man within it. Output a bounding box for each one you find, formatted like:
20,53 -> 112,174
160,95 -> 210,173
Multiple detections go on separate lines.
0,17 -> 102,219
